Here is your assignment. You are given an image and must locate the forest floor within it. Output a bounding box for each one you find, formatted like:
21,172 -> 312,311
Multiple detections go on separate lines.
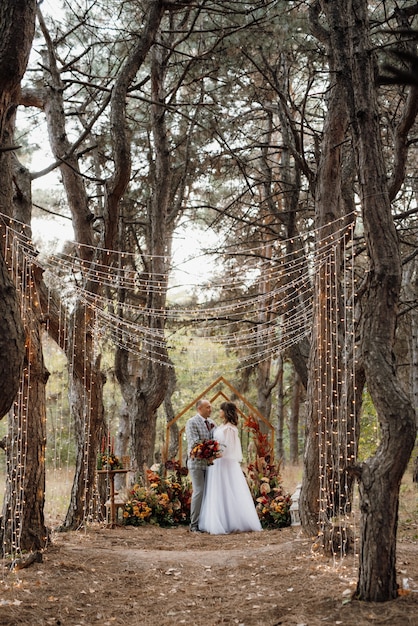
0,503 -> 417,626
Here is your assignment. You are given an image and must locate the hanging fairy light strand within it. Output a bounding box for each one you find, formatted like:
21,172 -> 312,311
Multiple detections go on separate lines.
2,212 -> 352,293
1,211 -> 356,375
0,210 -> 359,549
313,223 -> 358,561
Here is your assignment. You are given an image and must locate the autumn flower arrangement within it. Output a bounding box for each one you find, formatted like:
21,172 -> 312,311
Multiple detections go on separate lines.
122,419 -> 291,530
244,415 -> 291,529
190,439 -> 223,465
123,460 -> 192,527
97,437 -> 123,470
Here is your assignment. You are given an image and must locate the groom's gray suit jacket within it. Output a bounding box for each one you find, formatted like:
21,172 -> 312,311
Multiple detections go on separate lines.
185,414 -> 215,470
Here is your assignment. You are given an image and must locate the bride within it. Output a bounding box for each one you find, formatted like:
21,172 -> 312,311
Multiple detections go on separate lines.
199,401 -> 262,534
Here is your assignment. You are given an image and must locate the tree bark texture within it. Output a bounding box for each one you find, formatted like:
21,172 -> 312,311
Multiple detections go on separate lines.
36,11 -> 107,530
0,0 -> 36,142
1,159 -> 49,554
164,362 -> 179,461
289,369 -> 301,464
0,0 -> 46,552
255,117 -> 278,425
300,11 -> 360,538
37,7 -> 95,250
404,258 -> 418,428
1,286 -> 49,554
115,344 -> 166,473
122,38 -> 174,475
104,0 -> 166,251
35,0 -> 167,525
61,302 -> 106,530
326,0 -> 417,601
275,355 -> 285,461
0,0 -> 35,418
256,242 -> 275,426
274,54 -> 312,392
0,256 -> 25,418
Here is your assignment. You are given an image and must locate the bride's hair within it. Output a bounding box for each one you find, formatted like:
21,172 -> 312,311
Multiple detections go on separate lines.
220,401 -> 238,425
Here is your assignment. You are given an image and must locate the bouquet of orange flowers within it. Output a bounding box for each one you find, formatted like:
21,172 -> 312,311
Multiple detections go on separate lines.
97,437 -> 123,470
190,439 -> 223,465
97,450 -> 123,470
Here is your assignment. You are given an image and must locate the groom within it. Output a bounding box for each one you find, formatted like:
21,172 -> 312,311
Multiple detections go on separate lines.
185,398 -> 215,532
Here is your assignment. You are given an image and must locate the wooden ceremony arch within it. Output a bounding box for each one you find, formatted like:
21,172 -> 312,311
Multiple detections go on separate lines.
162,375 -> 274,464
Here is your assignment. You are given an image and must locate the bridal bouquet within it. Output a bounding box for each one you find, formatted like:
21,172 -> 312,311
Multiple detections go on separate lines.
190,439 -> 223,465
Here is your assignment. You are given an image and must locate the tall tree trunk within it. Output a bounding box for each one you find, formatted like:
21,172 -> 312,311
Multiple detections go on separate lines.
164,362 -> 179,462
405,258 -> 418,427
36,9 -> 107,529
62,303 -> 106,529
289,368 -> 301,465
1,159 -> 49,554
327,0 -> 417,601
114,29 -> 175,477
0,250 -> 25,418
35,1 -> 167,524
255,114 -> 277,424
0,0 -> 42,552
0,0 -> 36,139
275,355 -> 285,461
299,22 -> 358,535
128,37 -> 173,475
115,401 -> 130,464
2,276 -> 49,554
274,58 -> 310,391
0,0 -> 35,417
114,400 -> 130,494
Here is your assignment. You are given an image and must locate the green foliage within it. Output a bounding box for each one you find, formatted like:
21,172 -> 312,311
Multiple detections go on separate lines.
168,329 -> 238,398
358,389 -> 381,461
42,335 -> 123,468
154,329 -> 239,456
43,336 -> 73,466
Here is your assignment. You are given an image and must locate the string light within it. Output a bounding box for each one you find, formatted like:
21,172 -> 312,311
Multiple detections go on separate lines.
2,217 -> 340,373
1,210 -> 359,550
312,224 -> 358,563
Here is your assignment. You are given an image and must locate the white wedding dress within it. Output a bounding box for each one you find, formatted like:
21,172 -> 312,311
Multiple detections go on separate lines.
199,423 -> 262,534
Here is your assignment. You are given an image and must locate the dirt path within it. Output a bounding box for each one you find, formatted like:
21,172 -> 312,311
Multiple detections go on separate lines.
0,525 -> 417,625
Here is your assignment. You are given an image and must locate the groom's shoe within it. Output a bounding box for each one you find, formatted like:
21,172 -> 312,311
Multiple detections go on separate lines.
190,527 -> 204,533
